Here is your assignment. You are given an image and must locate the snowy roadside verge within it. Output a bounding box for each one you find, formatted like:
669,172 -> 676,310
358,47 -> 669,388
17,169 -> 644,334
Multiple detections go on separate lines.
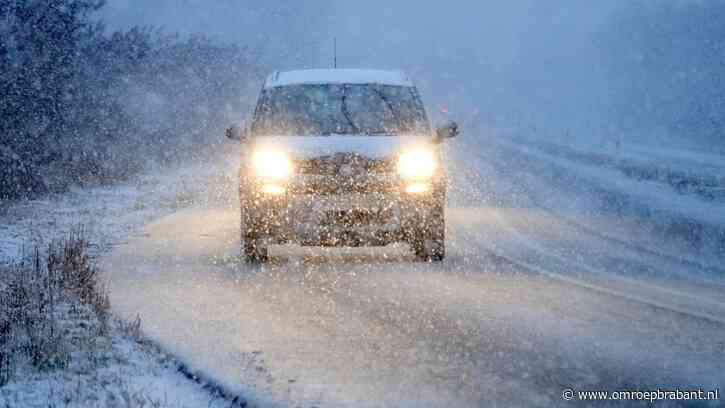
0,143 -> 242,407
0,234 -> 240,408
517,136 -> 725,202
1,143 -> 239,264
492,135 -> 725,259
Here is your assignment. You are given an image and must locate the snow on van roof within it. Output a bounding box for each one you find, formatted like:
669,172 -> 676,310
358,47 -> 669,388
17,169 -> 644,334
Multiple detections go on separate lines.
264,69 -> 413,88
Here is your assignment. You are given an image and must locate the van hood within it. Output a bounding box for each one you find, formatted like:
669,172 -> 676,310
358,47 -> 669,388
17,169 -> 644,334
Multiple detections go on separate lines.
250,135 -> 433,159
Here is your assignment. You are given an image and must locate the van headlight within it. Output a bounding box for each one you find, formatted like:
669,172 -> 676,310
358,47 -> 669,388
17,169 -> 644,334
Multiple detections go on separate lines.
252,149 -> 293,180
397,149 -> 437,180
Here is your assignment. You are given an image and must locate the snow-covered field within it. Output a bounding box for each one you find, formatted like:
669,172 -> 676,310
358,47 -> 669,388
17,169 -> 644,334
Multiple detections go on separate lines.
517,134 -> 725,202
480,131 -> 725,263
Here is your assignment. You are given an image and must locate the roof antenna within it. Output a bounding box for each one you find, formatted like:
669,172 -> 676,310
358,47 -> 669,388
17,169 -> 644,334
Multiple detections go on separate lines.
333,37 -> 337,68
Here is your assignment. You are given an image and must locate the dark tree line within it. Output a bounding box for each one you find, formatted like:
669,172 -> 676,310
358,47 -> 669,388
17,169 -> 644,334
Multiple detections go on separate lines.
603,2 -> 725,148
1,0 -> 261,200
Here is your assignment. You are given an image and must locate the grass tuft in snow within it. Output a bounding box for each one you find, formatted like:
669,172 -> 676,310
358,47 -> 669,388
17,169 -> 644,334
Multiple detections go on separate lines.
0,228 -> 110,385
118,314 -> 143,344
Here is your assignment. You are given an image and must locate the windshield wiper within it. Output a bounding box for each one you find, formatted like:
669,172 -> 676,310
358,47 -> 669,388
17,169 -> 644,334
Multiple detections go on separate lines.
340,86 -> 360,134
370,87 -> 400,126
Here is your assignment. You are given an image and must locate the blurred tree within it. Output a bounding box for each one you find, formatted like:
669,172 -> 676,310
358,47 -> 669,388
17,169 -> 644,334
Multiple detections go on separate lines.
0,0 -> 260,199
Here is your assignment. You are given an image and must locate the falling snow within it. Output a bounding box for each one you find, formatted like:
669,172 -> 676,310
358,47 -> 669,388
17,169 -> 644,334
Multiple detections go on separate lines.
1,1 -> 724,407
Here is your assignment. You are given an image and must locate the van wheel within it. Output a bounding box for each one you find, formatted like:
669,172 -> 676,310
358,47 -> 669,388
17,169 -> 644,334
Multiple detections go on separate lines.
412,238 -> 445,262
411,208 -> 445,262
241,211 -> 269,263
243,233 -> 269,263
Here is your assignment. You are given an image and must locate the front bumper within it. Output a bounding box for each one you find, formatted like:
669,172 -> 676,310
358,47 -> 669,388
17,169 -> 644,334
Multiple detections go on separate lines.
242,187 -> 444,247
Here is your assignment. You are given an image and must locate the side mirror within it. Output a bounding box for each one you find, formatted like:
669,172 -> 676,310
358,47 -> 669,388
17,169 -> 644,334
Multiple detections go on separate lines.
225,120 -> 249,142
435,120 -> 460,142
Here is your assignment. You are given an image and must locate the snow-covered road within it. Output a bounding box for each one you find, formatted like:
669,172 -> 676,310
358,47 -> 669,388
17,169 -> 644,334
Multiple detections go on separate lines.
100,140 -> 725,407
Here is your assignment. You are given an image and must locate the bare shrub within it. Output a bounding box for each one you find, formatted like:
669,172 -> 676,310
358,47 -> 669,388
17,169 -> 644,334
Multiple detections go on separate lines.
0,250 -> 67,371
0,228 -> 110,383
48,228 -> 112,336
51,229 -> 95,303
119,314 -> 143,343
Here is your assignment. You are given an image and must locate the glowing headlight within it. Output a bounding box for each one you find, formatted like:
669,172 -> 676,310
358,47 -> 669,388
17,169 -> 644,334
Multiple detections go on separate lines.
261,184 -> 286,195
405,182 -> 430,194
252,149 -> 292,180
397,149 -> 437,180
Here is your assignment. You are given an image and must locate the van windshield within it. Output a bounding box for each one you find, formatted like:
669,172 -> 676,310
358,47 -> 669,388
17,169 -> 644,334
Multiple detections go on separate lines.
251,84 -> 430,136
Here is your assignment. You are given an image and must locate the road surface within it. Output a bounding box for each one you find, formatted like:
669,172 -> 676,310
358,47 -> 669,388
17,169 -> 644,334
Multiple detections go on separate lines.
101,141 -> 725,407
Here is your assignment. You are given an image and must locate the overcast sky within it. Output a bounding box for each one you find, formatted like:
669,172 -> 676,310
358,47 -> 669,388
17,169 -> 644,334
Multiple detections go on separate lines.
101,1 -> 630,133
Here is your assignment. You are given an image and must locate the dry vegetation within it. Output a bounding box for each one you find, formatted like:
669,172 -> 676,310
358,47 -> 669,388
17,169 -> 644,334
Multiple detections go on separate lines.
0,228 -> 110,386
0,229 -> 239,407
